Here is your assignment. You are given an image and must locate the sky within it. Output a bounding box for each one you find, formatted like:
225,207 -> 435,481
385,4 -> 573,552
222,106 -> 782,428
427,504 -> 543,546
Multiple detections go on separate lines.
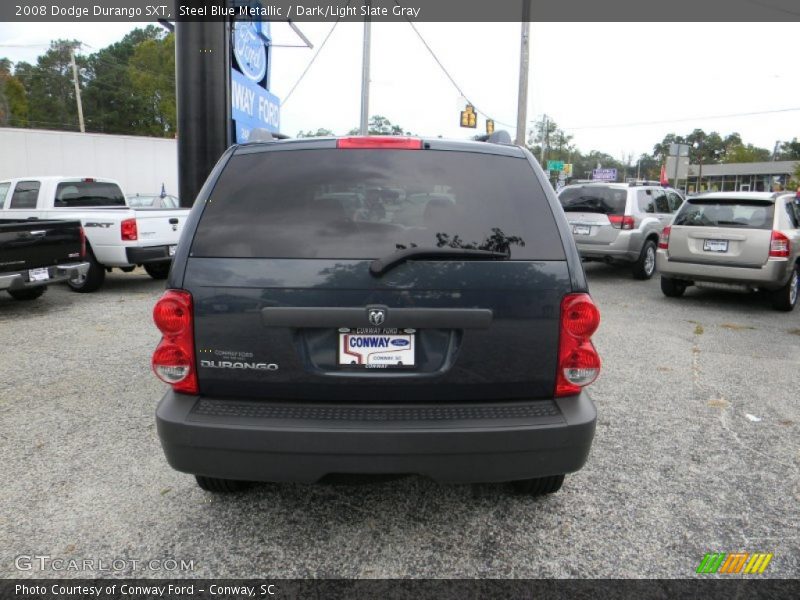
1,21 -> 799,158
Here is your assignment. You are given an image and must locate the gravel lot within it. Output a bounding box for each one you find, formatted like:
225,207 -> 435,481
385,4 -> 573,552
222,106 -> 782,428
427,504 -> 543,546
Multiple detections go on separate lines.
1,264 -> 799,579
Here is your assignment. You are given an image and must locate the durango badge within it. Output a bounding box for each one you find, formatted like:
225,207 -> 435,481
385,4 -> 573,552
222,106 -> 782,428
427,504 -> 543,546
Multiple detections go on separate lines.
367,308 -> 386,326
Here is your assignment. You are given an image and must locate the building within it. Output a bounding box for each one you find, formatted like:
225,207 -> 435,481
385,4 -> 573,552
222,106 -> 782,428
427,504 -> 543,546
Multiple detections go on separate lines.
686,160 -> 798,193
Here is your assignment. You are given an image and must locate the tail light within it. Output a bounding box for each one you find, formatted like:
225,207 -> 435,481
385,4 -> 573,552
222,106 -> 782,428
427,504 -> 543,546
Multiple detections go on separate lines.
556,293 -> 601,397
121,218 -> 138,241
658,226 -> 671,250
769,231 -> 790,258
609,215 -> 635,230
79,227 -> 86,258
152,290 -> 197,394
337,136 -> 423,150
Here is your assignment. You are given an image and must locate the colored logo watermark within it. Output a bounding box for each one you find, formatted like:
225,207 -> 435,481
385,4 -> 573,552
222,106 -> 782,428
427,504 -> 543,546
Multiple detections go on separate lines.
696,552 -> 773,574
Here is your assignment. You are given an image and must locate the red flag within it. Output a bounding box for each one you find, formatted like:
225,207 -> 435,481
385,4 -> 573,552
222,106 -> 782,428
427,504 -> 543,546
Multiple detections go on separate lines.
659,164 -> 669,186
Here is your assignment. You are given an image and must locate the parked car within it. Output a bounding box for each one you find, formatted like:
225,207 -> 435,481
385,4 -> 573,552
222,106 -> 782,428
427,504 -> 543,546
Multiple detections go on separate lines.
127,194 -> 180,209
153,134 -> 601,496
0,215 -> 88,301
558,182 -> 684,279
0,177 -> 189,291
657,192 -> 800,311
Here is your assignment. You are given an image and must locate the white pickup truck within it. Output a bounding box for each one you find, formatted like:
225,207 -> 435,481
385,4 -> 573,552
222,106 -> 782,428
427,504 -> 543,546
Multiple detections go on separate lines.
0,176 -> 189,292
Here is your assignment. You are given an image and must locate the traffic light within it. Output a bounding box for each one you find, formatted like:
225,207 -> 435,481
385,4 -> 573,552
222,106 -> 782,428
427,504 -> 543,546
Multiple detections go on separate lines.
486,119 -> 495,135
460,104 -> 477,128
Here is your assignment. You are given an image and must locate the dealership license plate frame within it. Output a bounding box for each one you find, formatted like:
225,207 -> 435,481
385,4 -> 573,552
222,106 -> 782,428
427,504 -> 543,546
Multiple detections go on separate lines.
703,239 -> 729,253
338,328 -> 416,369
28,267 -> 50,282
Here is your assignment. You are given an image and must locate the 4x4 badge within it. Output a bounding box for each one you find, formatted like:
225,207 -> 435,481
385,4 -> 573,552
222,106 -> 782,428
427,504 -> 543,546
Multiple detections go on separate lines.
368,308 -> 386,326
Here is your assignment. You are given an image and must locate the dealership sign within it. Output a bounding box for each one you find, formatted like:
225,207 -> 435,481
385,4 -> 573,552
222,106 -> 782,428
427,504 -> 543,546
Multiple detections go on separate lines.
592,168 -> 617,181
233,21 -> 268,82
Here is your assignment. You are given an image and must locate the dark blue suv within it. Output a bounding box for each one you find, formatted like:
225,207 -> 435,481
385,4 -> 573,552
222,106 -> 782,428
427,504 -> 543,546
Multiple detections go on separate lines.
152,135 -> 601,495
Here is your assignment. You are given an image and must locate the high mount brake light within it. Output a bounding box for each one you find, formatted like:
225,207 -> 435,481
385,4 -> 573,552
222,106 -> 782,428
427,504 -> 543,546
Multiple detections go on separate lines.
121,218 -> 138,241
609,215 -> 635,230
152,290 -> 197,394
659,226 -> 671,250
769,231 -> 790,258
556,293 -> 601,397
337,136 -> 423,150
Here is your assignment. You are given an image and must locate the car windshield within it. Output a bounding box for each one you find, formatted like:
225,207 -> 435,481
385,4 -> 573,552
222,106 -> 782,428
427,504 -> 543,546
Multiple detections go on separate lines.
190,148 -> 565,260
54,181 -> 125,207
673,199 -> 774,229
558,186 -> 627,215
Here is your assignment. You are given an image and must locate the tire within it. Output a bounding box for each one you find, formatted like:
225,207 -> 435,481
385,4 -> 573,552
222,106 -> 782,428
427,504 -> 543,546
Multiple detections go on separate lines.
195,476 -> 250,493
632,239 -> 657,280
661,276 -> 687,298
144,262 -> 171,280
771,267 -> 798,312
511,474 -> 565,496
8,286 -> 47,301
67,249 -> 105,293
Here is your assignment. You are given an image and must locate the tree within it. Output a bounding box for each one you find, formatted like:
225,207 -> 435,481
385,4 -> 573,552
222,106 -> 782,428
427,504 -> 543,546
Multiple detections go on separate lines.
127,32 -> 176,136
0,59 -> 29,127
297,128 -> 335,138
347,115 -> 412,136
14,40 -> 86,131
776,138 -> 800,160
724,142 -> 771,163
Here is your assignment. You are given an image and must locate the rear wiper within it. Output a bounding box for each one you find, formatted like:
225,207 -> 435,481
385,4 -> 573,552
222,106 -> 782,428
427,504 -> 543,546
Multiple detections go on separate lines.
370,247 -> 509,277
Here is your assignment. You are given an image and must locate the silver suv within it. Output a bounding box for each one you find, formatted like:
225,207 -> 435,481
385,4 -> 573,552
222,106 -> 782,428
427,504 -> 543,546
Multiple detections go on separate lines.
558,182 -> 683,279
657,192 -> 800,311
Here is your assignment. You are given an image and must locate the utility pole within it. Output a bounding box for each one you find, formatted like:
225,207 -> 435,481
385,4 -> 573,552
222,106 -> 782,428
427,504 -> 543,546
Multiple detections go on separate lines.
359,0 -> 372,135
515,0 -> 531,146
69,47 -> 85,133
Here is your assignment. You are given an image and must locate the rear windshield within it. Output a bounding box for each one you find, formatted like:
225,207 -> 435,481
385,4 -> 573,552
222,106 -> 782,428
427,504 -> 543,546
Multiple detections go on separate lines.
558,186 -> 628,215
673,199 -> 774,229
54,181 -> 125,207
190,149 -> 565,260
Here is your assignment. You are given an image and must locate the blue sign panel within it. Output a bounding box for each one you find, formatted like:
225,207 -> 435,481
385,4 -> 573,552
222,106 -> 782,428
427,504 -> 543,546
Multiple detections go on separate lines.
592,168 -> 618,181
233,20 -> 268,83
231,69 -> 280,141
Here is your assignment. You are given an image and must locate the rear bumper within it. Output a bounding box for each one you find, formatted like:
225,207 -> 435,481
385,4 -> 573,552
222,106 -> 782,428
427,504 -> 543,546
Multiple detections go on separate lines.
125,245 -> 175,265
0,262 -> 89,291
156,390 -> 597,484
657,250 -> 792,289
574,231 -> 641,262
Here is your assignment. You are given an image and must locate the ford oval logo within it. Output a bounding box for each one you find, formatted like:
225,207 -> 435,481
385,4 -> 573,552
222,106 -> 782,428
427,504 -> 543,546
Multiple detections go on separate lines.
233,21 -> 267,83
391,339 -> 409,347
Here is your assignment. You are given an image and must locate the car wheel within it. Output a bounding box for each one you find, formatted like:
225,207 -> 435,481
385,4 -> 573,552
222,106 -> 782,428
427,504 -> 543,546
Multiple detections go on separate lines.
771,267 -> 798,312
633,240 -> 657,280
144,262 -> 171,280
195,476 -> 250,493
66,249 -> 105,293
8,286 -> 47,301
660,276 -> 687,298
511,474 -> 565,496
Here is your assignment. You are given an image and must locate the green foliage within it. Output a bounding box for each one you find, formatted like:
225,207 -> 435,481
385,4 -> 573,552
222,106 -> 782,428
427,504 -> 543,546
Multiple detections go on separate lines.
347,115 -> 412,136
127,32 -> 175,136
0,58 -> 29,126
296,128 -> 335,138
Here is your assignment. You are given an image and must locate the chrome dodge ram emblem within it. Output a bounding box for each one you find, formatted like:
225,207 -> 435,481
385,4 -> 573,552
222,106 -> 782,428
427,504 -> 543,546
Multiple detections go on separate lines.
368,308 -> 386,326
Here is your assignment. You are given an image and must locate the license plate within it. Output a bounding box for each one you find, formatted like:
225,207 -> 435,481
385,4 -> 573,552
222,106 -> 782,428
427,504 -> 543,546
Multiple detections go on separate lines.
703,239 -> 728,252
168,245 -> 177,256
572,225 -> 591,235
28,267 -> 49,282
338,329 -> 415,368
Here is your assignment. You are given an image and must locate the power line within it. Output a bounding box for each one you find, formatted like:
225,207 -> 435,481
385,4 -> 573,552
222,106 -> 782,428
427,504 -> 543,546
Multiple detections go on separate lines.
281,1 -> 350,107
562,107 -> 800,131
395,7 -> 515,129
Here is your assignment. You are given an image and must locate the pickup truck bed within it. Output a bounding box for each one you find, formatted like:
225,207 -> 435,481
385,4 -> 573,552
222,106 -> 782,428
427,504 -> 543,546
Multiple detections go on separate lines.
0,218 -> 89,300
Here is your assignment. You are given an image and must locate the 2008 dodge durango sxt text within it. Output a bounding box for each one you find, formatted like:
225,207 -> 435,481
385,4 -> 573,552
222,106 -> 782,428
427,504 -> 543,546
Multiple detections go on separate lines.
152,134 -> 602,496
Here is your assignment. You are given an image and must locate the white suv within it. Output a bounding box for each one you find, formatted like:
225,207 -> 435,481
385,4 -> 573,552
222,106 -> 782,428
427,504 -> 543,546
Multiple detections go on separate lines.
558,182 -> 684,279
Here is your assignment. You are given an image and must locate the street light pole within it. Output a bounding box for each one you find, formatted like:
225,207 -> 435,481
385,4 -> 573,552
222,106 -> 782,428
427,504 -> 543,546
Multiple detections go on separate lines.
359,0 -> 372,135
69,47 -> 85,133
515,0 -> 531,146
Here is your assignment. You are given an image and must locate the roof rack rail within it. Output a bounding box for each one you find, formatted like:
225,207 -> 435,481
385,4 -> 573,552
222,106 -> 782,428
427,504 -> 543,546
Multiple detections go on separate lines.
474,130 -> 513,145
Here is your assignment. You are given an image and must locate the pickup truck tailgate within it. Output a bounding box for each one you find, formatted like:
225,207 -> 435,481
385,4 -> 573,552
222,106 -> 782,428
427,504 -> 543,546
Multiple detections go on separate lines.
134,210 -> 188,245
0,219 -> 82,271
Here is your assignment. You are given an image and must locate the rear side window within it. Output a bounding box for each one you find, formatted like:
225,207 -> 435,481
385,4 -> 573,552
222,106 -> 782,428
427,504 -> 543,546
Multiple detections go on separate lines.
786,200 -> 800,228
674,199 -> 775,229
559,186 -> 627,215
651,188 -> 670,213
9,181 -> 40,209
191,149 -> 565,260
54,181 -> 125,207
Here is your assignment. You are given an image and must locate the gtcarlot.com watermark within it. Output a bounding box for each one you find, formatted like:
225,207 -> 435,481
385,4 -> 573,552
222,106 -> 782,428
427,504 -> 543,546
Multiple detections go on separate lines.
15,554 -> 196,573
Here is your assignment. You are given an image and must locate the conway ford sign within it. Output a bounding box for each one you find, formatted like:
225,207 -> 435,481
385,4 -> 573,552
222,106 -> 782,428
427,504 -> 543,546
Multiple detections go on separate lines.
233,21 -> 267,83
231,69 -> 280,140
